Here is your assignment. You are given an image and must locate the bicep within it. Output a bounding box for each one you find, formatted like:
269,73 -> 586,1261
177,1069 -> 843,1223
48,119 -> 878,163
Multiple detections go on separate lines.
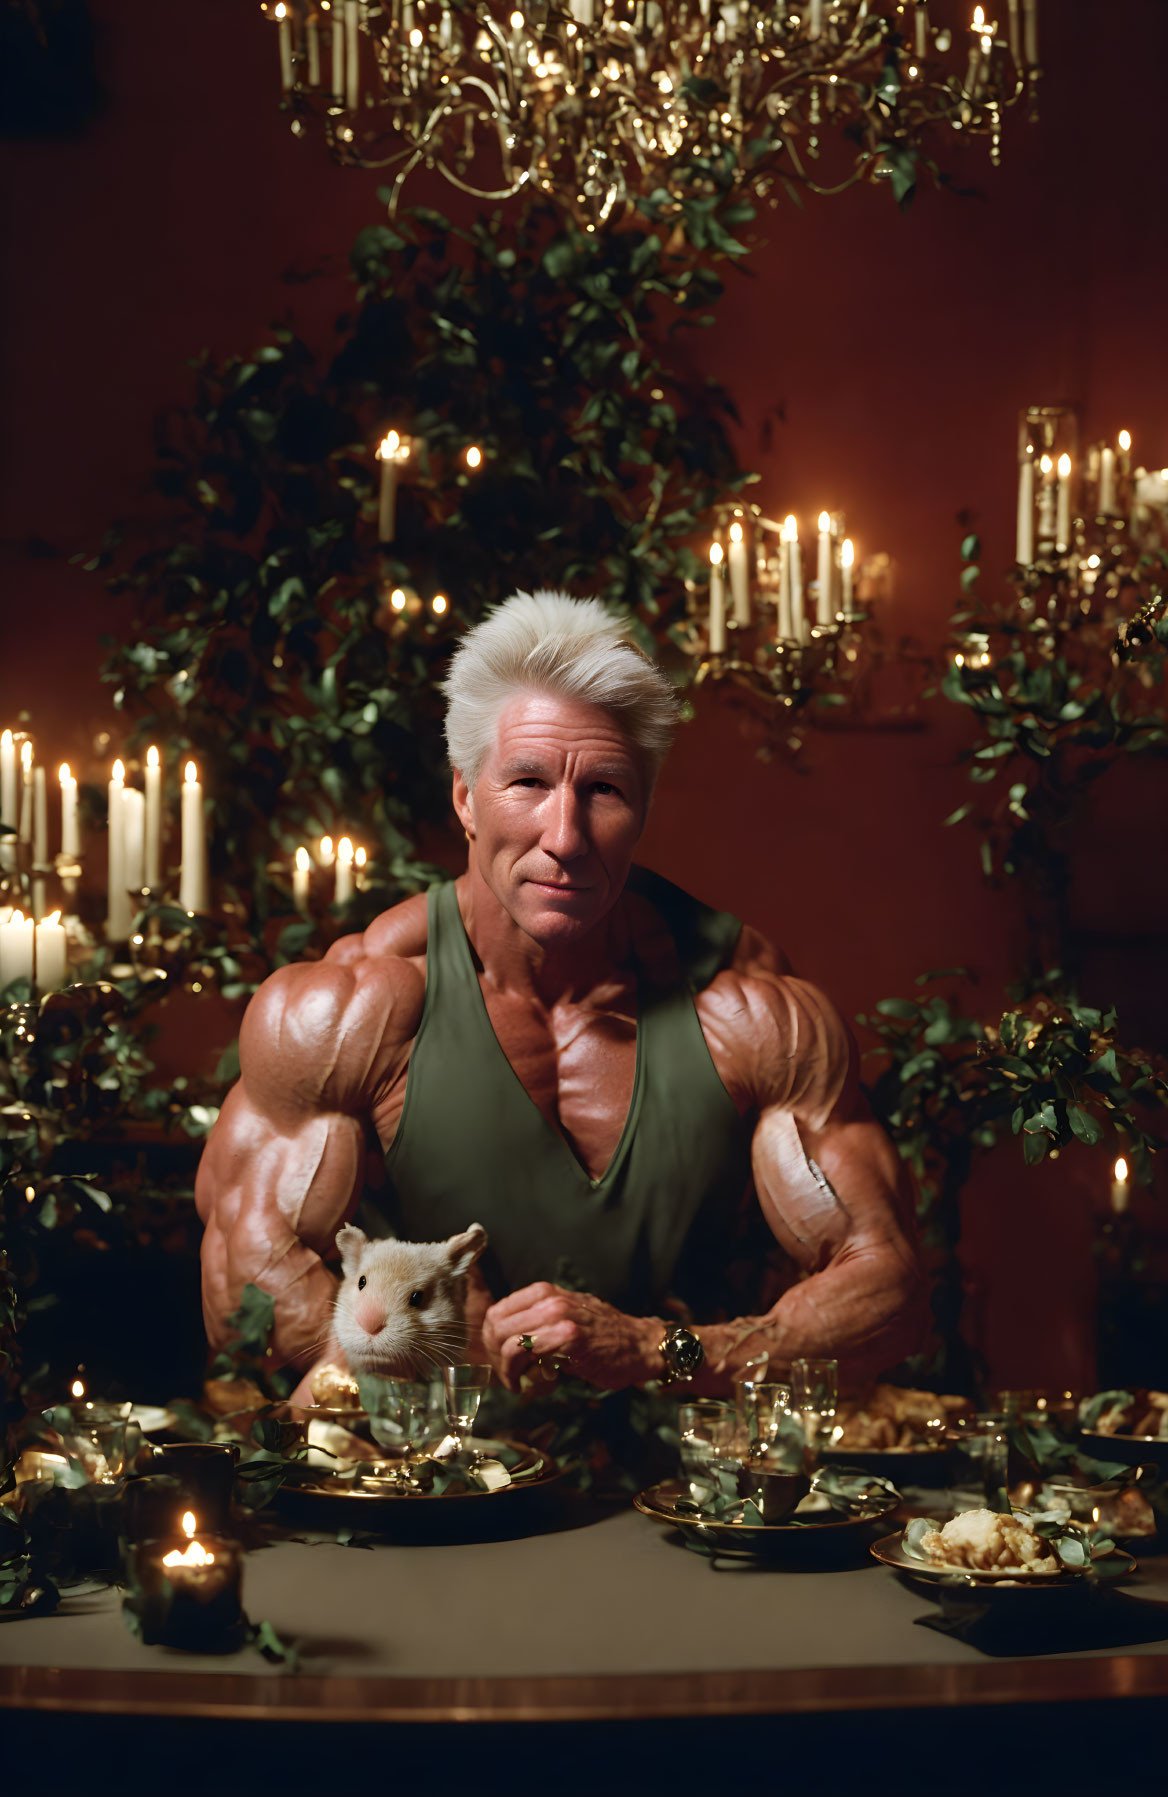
751,1097 -> 915,1273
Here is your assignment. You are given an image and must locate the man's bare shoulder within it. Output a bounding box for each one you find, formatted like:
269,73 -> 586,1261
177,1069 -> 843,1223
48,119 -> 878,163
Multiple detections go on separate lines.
239,894 -> 429,1118
697,961 -> 858,1126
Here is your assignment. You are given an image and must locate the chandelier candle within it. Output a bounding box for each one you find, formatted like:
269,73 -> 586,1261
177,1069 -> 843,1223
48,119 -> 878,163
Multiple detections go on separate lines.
305,10 -> 320,85
144,746 -> 162,889
331,5 -> 343,94
180,761 -> 209,914
122,786 -> 146,894
275,3 -> 294,88
784,516 -> 806,642
344,0 -> 360,113
727,519 -> 751,625
59,764 -> 80,858
1017,445 -> 1035,562
107,760 -> 132,941
708,541 -> 726,654
841,538 -> 855,612
377,429 -> 408,541
1037,454 -> 1056,544
19,739 -> 32,844
293,845 -> 311,916
32,765 -> 48,919
1055,453 -> 1072,552
35,911 -> 67,994
817,513 -> 834,625
335,836 -> 354,906
0,730 -> 15,869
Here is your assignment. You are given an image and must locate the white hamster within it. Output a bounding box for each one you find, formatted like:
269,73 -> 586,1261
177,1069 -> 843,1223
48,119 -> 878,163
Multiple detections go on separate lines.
332,1221 -> 488,1380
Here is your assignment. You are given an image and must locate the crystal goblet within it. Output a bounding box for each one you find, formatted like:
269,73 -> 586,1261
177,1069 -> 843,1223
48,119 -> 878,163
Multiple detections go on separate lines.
441,1363 -> 493,1463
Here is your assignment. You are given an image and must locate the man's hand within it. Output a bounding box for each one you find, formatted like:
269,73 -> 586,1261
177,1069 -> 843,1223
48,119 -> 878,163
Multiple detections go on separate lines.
482,1283 -> 662,1392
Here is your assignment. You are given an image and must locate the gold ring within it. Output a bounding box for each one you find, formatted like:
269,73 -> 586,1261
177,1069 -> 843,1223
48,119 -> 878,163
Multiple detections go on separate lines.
519,1333 -> 536,1353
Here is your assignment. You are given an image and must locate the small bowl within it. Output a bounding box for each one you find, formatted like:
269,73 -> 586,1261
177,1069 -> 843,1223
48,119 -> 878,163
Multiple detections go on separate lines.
736,1463 -> 811,1523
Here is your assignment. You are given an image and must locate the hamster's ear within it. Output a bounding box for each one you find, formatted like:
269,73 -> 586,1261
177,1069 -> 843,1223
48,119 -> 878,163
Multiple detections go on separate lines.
335,1224 -> 367,1278
446,1222 -> 488,1276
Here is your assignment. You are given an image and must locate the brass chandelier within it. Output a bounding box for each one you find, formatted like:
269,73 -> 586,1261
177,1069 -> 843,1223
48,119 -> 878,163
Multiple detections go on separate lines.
261,2 -> 1041,226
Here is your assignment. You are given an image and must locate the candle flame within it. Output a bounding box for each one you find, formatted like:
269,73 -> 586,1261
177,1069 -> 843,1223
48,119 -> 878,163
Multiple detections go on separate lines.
71,1379 -> 85,1398
1057,453 -> 1072,478
841,539 -> 855,568
1114,1157 -> 1128,1182
432,593 -> 448,615
338,837 -> 354,864
390,588 -> 407,612
981,32 -> 992,51
274,1 -> 287,16
182,1511 -> 197,1537
59,763 -> 71,783
1118,429 -> 1131,452
44,910 -> 61,927
112,759 -> 125,784
320,835 -> 333,862
163,1535 -> 215,1568
729,521 -> 744,543
818,511 -> 832,533
1,729 -> 10,748
378,430 -> 400,461
295,846 -> 310,872
184,761 -> 198,784
355,846 -> 367,868
709,542 -> 724,566
972,4 -> 985,26
1039,453 -> 1053,475
465,445 -> 482,469
510,9 -> 524,26
21,740 -> 32,771
147,745 -> 160,769
782,514 -> 798,542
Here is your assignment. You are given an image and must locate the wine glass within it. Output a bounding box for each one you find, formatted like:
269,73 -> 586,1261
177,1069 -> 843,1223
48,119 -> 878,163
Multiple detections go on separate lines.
441,1363 -> 493,1463
791,1356 -> 839,1454
677,1399 -> 739,1501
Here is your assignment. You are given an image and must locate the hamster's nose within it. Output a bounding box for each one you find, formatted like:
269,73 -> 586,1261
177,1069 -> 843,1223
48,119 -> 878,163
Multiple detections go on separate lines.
354,1293 -> 386,1336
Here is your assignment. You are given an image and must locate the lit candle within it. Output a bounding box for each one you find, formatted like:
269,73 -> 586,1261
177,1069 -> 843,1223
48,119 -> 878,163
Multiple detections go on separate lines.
1117,428 -> 1132,502
144,746 -> 162,890
377,430 -> 401,542
817,511 -> 834,625
122,785 -> 146,894
1110,1155 -> 1130,1216
708,541 -> 726,654
432,593 -> 448,616
32,764 -> 48,920
344,0 -> 360,112
1017,444 -> 1035,561
775,534 -> 793,641
319,834 -> 335,868
18,739 -> 33,843
354,845 -> 367,888
293,845 -> 311,916
335,836 -> 354,906
1055,452 -> 1072,552
965,5 -> 985,94
915,2 -> 929,59
783,515 -> 805,643
127,1510 -> 244,1649
0,730 -> 15,869
34,909 -> 67,994
465,445 -> 482,469
727,518 -> 751,625
275,2 -> 294,88
59,763 -> 80,858
180,761 -> 209,914
107,760 -> 131,942
0,907 -> 34,990
1037,453 -> 1056,543
306,11 -> 321,85
841,538 -> 855,612
1098,445 -> 1116,515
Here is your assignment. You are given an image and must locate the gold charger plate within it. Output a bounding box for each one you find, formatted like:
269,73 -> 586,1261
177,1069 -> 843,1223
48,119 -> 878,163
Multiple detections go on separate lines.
869,1530 -> 1138,1588
634,1479 -> 894,1559
283,1436 -> 556,1506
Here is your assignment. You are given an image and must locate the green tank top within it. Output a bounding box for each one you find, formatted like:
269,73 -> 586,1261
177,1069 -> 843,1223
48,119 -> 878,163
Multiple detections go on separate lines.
381,867 -> 756,1319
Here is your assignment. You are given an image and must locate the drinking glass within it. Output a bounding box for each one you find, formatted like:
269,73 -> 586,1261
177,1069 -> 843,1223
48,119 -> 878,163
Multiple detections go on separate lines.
677,1399 -> 739,1501
948,1413 -> 1010,1505
441,1363 -> 493,1462
734,1379 -> 793,1455
791,1356 -> 839,1453
52,1401 -> 133,1483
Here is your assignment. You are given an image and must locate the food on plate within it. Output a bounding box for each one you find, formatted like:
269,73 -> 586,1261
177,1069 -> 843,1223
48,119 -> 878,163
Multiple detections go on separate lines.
916,1507 -> 1061,1575
202,1376 -> 266,1418
1085,1389 -> 1168,1440
833,1384 -> 970,1451
309,1361 -> 362,1409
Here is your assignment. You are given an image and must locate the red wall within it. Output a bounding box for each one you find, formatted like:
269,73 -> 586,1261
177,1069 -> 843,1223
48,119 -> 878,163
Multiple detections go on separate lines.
4,0 -> 1167,1392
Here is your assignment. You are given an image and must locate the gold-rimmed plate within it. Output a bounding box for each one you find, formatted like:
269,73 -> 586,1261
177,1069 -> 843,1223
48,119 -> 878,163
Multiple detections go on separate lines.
634,1479 -> 895,1560
281,1436 -> 557,1506
869,1530 -> 1138,1587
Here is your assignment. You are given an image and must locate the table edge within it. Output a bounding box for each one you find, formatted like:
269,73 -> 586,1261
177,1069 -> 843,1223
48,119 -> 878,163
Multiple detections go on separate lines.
3,1655 -> 1168,1723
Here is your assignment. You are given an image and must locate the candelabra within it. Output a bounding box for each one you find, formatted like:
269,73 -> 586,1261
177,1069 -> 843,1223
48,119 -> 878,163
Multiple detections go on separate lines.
261,2 -> 1041,227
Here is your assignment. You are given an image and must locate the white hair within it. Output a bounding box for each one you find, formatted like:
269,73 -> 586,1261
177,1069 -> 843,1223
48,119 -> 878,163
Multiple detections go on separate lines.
442,590 -> 681,789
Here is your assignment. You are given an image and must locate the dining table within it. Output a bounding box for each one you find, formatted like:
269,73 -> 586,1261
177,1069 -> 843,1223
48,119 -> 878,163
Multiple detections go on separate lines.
3,1483 -> 1167,1795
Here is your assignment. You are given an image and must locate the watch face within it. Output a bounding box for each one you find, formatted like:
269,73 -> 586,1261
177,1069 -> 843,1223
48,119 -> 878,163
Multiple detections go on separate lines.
670,1328 -> 704,1379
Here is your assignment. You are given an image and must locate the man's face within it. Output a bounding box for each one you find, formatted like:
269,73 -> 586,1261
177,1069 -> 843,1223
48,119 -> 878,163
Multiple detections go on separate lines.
453,691 -> 647,946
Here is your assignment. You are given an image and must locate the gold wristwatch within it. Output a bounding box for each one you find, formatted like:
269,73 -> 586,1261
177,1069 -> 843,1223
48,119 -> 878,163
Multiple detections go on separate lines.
657,1323 -> 704,1385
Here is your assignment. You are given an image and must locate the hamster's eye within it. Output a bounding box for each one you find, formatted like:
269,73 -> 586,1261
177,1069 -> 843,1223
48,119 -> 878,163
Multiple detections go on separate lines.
408,1288 -> 426,1309
357,1275 -> 367,1291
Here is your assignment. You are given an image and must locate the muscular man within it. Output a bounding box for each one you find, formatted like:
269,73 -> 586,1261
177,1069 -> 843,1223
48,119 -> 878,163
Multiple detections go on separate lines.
196,591 -> 925,1399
